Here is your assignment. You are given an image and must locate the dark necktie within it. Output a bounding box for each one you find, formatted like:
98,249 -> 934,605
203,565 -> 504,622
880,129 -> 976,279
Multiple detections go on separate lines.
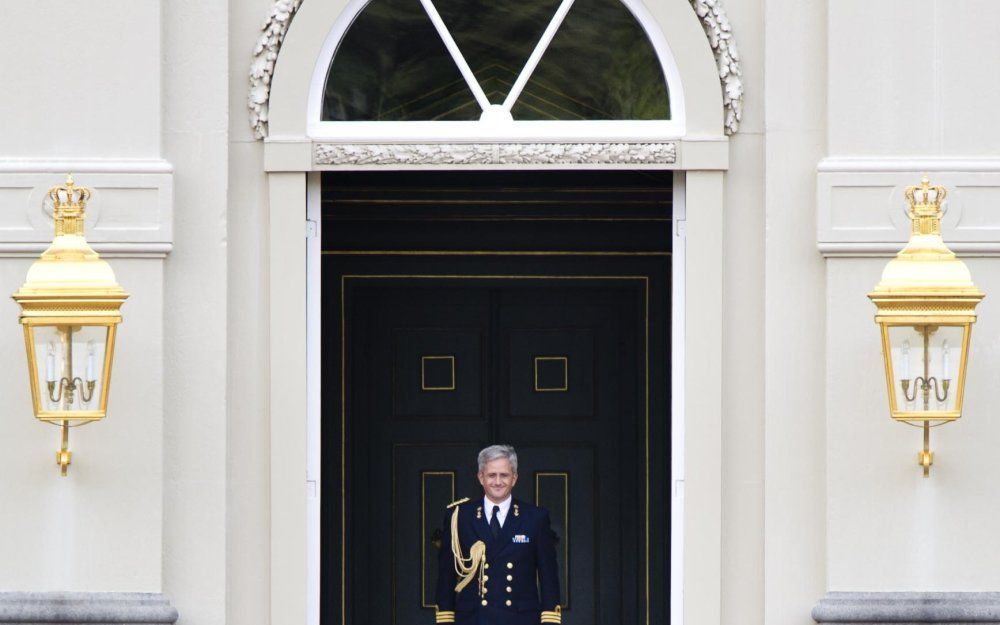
490,505 -> 501,539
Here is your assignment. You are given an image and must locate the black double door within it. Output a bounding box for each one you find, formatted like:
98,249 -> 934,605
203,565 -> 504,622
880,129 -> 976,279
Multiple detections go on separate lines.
321,171 -> 671,625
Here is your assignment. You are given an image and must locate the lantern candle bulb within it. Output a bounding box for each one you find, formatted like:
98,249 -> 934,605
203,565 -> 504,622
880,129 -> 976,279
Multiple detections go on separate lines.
86,341 -> 95,382
46,342 -> 55,383
901,340 -> 910,388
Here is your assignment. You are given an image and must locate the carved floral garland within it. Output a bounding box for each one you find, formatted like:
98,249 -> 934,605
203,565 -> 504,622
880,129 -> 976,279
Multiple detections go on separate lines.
689,0 -> 743,135
249,0 -> 302,139
313,142 -> 677,166
249,0 -> 743,138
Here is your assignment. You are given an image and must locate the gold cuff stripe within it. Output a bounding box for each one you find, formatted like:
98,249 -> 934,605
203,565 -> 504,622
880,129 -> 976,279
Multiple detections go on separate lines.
436,612 -> 456,623
541,610 -> 562,624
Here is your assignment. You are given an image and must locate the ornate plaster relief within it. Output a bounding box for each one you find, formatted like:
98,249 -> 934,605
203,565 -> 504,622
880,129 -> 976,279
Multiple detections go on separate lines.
249,0 -> 743,138
250,0 -> 302,139
314,142 -> 677,167
688,0 -> 743,135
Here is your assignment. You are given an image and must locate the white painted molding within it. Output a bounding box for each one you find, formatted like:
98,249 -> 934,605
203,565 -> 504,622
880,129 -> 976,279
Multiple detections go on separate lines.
0,243 -> 172,258
817,158 -> 1000,256
0,159 -> 174,174
313,142 -> 678,167
0,164 -> 173,256
250,0 -> 303,139
819,157 -> 1000,173
688,0 -> 743,136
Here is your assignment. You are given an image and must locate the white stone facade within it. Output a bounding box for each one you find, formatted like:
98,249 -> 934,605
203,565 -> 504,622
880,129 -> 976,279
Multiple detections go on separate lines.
2,1 -> 1000,625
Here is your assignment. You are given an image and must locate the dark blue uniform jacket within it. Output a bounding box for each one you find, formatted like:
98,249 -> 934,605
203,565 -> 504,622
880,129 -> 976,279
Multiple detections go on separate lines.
435,498 -> 560,625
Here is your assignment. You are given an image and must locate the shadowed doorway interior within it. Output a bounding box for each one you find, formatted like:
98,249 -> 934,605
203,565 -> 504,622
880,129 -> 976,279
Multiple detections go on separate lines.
320,171 -> 672,625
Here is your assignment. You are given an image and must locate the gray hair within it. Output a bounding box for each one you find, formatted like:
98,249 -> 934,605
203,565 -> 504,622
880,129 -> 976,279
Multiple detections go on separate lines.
478,444 -> 518,473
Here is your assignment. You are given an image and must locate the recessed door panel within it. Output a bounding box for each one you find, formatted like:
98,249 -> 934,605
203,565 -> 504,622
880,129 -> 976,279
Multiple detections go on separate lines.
393,328 -> 483,417
509,328 -> 595,417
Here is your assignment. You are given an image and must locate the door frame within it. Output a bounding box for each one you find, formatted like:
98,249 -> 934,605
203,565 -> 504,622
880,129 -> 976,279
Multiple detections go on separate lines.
269,165 -> 721,625
304,170 -> 687,625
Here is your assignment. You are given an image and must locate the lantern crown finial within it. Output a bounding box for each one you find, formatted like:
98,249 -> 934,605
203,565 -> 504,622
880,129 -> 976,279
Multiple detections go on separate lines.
14,174 -> 127,299
904,175 -> 947,237
47,174 -> 90,238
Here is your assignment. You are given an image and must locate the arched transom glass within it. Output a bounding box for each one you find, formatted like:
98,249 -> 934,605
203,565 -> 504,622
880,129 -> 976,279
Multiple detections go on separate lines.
320,0 -> 673,130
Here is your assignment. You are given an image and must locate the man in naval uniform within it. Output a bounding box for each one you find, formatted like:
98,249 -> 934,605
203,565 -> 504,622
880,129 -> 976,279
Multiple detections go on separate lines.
435,445 -> 561,625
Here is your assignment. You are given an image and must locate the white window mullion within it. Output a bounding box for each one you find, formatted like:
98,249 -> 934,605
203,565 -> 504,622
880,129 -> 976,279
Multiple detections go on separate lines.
418,0 -> 492,112
501,0 -> 576,112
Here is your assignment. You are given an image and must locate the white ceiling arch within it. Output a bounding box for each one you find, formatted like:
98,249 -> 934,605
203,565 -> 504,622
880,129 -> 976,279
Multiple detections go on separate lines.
251,0 -> 742,143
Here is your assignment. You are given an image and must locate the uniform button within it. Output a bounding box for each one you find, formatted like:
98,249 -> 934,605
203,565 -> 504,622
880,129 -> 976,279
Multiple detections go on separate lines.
506,587 -> 512,593
483,576 -> 489,582
506,575 -> 513,581
506,562 -> 513,569
505,600 -> 512,607
482,588 -> 488,594
481,600 -> 488,606
484,563 -> 489,569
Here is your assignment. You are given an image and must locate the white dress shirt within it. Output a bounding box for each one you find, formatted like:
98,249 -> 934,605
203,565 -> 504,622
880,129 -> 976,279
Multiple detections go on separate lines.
484,495 -> 512,527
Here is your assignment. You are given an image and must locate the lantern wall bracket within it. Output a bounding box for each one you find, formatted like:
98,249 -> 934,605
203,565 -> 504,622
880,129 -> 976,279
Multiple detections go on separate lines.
57,421 -> 72,477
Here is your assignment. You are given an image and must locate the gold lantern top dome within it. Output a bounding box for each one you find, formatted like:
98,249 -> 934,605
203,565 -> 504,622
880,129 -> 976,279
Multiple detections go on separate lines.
13,176 -> 128,316
869,176 -> 983,317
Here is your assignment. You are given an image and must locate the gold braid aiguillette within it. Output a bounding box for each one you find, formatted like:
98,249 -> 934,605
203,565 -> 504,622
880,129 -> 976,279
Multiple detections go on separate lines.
449,499 -> 486,595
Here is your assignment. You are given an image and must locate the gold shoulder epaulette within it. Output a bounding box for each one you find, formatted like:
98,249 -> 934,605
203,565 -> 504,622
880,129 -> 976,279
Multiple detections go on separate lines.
447,497 -> 470,509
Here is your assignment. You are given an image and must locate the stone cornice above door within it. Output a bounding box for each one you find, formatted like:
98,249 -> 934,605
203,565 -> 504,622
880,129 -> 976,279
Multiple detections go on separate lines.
263,138 -> 728,171
314,142 -> 678,167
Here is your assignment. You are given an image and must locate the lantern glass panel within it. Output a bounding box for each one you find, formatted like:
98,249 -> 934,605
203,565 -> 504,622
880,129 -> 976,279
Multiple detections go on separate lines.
886,324 -> 965,415
31,324 -> 110,415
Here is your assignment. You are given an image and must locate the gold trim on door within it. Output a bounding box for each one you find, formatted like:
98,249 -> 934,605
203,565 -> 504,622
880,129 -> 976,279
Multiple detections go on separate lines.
534,356 -> 569,392
421,471 -> 457,608
421,355 -> 457,391
535,472 -> 570,608
324,250 -> 670,256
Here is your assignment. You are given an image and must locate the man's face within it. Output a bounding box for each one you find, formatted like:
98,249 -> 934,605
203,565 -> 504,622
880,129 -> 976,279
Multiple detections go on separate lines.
478,457 -> 518,503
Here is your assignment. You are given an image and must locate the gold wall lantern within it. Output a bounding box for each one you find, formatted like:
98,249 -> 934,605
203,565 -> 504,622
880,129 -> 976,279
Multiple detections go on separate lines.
11,176 -> 128,476
869,177 -> 984,477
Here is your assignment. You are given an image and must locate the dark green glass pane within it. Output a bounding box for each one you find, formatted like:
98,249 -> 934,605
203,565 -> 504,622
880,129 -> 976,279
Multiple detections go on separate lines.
322,0 -> 480,120
511,0 -> 670,120
431,0 -> 563,104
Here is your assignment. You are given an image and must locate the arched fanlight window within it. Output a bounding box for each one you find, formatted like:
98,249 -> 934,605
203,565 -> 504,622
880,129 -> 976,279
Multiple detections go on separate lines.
322,0 -> 671,123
